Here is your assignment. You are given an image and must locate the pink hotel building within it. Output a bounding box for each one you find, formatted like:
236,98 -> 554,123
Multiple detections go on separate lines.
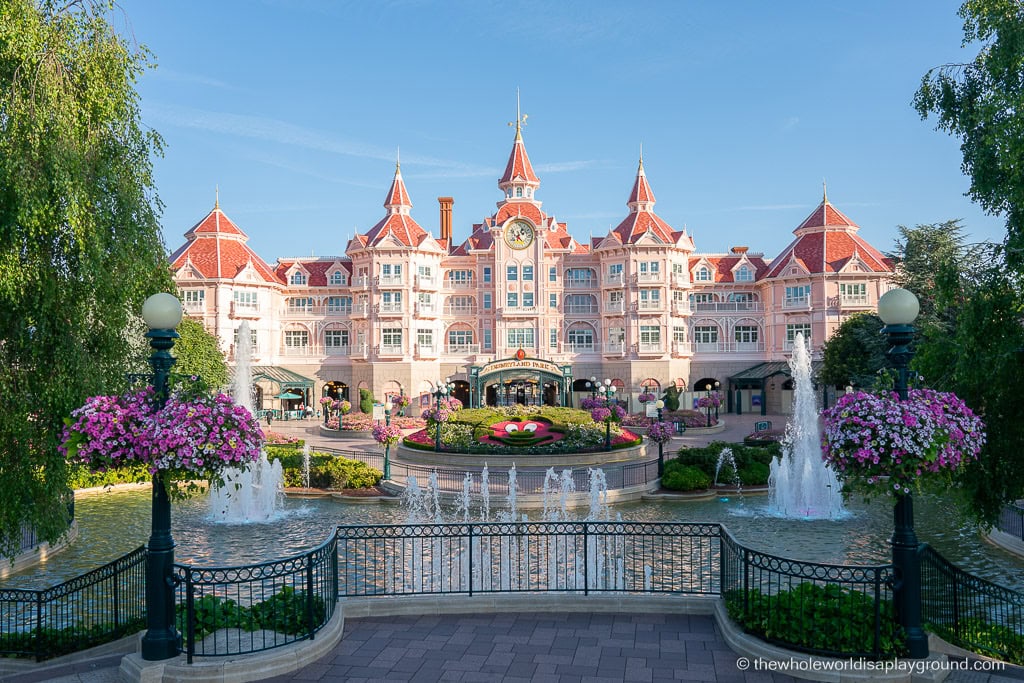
170,124 -> 894,416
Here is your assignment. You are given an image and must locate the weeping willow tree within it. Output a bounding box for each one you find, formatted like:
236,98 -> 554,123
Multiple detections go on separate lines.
0,0 -> 172,556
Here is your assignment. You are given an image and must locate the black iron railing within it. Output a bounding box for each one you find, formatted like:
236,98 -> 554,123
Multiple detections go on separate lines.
720,530 -> 896,658
920,544 -> 1024,662
998,503 -> 1024,542
0,545 -> 146,661
174,532 -> 338,663
335,522 -> 719,598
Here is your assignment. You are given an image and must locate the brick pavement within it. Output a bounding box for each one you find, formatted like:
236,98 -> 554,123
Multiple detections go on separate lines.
262,612 -> 799,683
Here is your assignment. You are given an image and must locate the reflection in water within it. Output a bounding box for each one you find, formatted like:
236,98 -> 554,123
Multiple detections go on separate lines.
6,488 -> 1023,592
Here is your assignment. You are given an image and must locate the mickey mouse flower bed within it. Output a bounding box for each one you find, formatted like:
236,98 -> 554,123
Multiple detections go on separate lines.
402,405 -> 642,454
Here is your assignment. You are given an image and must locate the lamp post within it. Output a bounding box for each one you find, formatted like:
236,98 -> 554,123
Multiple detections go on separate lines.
713,381 -> 720,420
655,399 -> 665,477
703,382 -> 714,427
878,287 -> 927,659
140,293 -> 183,661
433,379 -> 451,453
589,376 -> 597,399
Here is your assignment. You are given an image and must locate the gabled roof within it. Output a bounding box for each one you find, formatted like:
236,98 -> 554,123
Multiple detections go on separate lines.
610,157 -> 684,246
689,255 -> 770,283
169,206 -> 279,283
275,259 -> 350,286
765,195 -> 891,278
358,163 -> 429,248
384,162 -> 412,209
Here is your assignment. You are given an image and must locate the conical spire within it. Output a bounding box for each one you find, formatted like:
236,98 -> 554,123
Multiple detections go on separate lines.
627,149 -> 656,211
499,90 -> 540,190
383,153 -> 412,214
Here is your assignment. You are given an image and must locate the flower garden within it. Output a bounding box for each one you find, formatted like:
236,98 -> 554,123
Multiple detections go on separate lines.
401,401 -> 647,455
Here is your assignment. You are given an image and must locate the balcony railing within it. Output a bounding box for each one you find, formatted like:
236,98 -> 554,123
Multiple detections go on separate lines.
637,342 -> 663,354
694,341 -> 722,353
671,274 -> 689,287
446,279 -> 475,289
636,272 -> 663,283
352,344 -> 368,358
637,300 -> 662,311
284,306 -> 315,317
446,344 -> 481,355
784,296 -> 810,308
379,274 -> 404,286
693,302 -> 763,312
784,338 -> 813,351
415,303 -> 438,316
415,275 -> 438,288
564,342 -> 598,353
282,345 -> 312,356
503,306 -> 537,315
416,343 -> 438,357
183,300 -> 205,313
230,302 -> 260,317
565,304 -> 599,315
605,302 -> 624,314
672,301 -> 691,315
352,276 -> 370,288
604,273 -> 624,286
376,344 -> 404,356
840,295 -> 870,306
350,303 -> 369,317
325,345 -> 350,356
376,303 -> 404,314
443,305 -> 478,316
565,278 -> 597,289
672,341 -> 692,355
732,341 -> 765,352
326,305 -> 352,316
604,342 -> 625,354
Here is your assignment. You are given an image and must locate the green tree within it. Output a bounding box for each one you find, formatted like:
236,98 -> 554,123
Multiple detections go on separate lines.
172,318 -> 229,390
912,247 -> 1024,524
0,1 -> 172,556
888,221 -> 979,325
819,313 -> 886,389
914,1 -> 1024,269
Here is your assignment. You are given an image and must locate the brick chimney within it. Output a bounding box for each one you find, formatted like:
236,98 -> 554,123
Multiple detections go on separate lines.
438,197 -> 454,243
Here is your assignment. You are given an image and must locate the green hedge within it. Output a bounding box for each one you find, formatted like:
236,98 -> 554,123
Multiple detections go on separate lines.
177,586 -> 326,640
674,441 -> 780,486
266,450 -> 381,490
660,463 -> 711,491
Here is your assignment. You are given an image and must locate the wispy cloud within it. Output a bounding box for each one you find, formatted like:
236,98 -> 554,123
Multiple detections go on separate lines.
149,67 -> 233,89
535,160 -> 604,173
146,103 -> 492,175
782,117 -> 800,132
243,152 -> 382,190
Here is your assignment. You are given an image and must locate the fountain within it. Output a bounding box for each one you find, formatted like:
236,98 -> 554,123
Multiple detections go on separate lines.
767,333 -> 845,520
713,447 -> 741,492
208,320 -> 284,523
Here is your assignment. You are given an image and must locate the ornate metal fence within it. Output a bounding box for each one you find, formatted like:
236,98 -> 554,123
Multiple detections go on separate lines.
174,532 -> 338,663
335,521 -> 719,598
998,503 -> 1024,542
0,545 -> 146,661
720,530 -> 896,658
920,544 -> 1024,662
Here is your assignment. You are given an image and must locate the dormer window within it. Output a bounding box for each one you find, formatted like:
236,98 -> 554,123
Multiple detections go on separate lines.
329,271 -> 344,285
290,272 -> 307,285
735,266 -> 753,282
526,188 -> 531,197
696,266 -> 712,282
516,187 -> 523,197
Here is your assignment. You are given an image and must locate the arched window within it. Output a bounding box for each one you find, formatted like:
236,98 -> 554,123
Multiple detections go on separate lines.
695,266 -> 711,282
516,187 -> 523,197
329,271 -> 344,285
290,272 -> 307,285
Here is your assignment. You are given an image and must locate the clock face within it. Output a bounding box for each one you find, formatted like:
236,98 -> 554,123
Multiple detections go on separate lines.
503,220 -> 535,250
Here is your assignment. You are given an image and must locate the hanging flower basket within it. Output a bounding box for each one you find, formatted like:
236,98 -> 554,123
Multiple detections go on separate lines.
821,389 -> 985,496
646,421 -> 674,444
372,423 -> 403,447
60,384 -> 263,486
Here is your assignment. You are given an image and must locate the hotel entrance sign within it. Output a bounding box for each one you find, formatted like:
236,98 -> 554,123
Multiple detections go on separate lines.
479,357 -> 562,378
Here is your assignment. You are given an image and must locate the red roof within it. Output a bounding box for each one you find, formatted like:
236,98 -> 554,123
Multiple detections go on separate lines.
384,163 -> 412,209
765,199 -> 891,278
275,260 -> 350,286
688,255 -> 770,283
628,159 -> 655,205
499,129 -> 539,186
171,232 -> 279,284
495,202 -> 545,224
364,214 -> 429,248
183,207 -> 247,239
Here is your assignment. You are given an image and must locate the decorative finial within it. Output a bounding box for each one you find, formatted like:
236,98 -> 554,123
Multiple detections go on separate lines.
396,146 -> 401,171
823,178 -> 828,203
508,88 -> 528,140
215,185 -> 219,210
639,142 -> 644,170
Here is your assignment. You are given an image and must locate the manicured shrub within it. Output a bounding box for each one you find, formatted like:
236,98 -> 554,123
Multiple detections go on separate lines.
661,465 -> 711,491
359,388 -> 374,414
738,462 -> 770,486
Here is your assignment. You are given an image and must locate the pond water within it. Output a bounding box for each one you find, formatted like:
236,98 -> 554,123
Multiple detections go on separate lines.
5,487 -> 1023,592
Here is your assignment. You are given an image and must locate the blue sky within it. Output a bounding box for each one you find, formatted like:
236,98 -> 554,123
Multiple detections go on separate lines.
115,0 -> 1003,263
